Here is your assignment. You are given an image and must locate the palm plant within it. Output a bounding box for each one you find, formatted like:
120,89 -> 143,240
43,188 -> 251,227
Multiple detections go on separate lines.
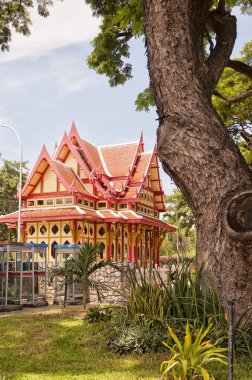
65,241 -> 116,308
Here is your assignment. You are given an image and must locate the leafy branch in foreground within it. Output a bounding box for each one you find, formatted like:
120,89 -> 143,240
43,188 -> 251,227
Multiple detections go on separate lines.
0,0 -> 61,52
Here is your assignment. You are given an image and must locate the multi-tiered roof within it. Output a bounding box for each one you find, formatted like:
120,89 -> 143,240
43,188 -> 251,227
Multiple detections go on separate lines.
0,122 -> 175,232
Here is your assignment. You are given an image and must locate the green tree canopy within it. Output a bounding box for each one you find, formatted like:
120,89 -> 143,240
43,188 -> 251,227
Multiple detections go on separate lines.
0,155 -> 28,240
0,0 -> 59,52
161,189 -> 196,255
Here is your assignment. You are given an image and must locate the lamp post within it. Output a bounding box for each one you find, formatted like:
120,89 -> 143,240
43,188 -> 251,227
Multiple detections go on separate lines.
0,125 -> 23,242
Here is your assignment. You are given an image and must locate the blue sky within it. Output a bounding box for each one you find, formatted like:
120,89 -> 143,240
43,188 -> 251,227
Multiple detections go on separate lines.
0,1 -> 250,194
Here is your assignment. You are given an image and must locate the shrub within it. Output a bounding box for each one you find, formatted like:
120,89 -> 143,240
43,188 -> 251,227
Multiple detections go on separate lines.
106,257 -> 252,357
161,322 -> 227,380
84,306 -> 113,323
107,321 -> 167,354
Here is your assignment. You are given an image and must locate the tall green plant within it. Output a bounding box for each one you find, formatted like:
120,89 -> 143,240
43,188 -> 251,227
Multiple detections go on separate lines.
123,258 -> 226,333
161,322 -> 227,380
65,241 -> 117,308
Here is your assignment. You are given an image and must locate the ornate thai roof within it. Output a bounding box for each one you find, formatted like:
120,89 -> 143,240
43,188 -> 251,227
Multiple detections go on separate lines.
0,207 -> 175,231
0,122 -> 170,229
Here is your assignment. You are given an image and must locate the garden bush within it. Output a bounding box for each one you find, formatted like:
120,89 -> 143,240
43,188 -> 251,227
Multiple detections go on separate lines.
107,256 -> 252,357
84,306 -> 113,323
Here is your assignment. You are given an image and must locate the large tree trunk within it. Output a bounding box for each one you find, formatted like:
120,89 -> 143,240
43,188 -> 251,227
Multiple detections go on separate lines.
143,0 -> 252,317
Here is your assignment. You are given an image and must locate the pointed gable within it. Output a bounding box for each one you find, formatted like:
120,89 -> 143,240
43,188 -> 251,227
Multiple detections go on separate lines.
99,141 -> 139,177
21,145 -> 93,199
131,151 -> 153,184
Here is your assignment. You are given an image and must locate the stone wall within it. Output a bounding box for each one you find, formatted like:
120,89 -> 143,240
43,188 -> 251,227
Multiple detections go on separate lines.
43,264 -> 172,306
90,266 -> 127,304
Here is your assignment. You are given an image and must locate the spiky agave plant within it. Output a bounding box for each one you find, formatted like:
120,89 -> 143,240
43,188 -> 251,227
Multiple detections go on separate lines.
161,322 -> 227,380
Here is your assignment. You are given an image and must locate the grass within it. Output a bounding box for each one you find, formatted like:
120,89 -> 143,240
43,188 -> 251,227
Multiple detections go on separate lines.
0,307 -> 251,380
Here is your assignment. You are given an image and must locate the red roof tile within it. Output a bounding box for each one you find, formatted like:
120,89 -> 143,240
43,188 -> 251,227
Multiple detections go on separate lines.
131,152 -> 152,183
124,186 -> 140,199
81,139 -> 104,172
100,142 -> 138,177
53,161 -> 91,196
0,207 -> 100,223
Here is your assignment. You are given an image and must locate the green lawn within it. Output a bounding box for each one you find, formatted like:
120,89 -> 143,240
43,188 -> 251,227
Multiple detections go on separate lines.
0,307 -> 251,380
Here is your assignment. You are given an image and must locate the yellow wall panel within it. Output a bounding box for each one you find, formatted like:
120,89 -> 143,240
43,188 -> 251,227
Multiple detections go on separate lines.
43,167 -> 57,192
84,183 -> 93,195
59,183 -> 67,192
65,153 -> 78,173
33,180 -> 42,194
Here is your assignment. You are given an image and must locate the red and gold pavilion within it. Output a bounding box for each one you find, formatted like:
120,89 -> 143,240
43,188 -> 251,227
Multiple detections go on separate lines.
0,123 -> 175,266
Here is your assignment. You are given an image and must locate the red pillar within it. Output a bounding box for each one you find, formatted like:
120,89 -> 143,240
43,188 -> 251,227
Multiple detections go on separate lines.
128,224 -> 133,262
107,223 -> 111,260
121,225 -> 124,263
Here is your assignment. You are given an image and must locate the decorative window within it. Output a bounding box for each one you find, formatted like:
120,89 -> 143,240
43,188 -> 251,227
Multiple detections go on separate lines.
39,241 -> 46,258
29,225 -> 35,235
111,243 -> 115,260
124,245 -> 128,260
40,225 -> 47,235
78,224 -> 82,230
78,198 -> 83,205
65,197 -> 73,204
119,204 -> 127,209
52,224 -> 59,235
118,228 -> 121,238
118,244 -> 121,261
37,199 -> 44,206
111,203 -> 115,209
89,227 -> 93,236
98,242 -> 105,259
46,199 -> 53,206
132,204 -> 136,210
64,224 -> 71,234
89,202 -> 94,207
51,241 -> 58,259
28,200 -> 35,207
56,198 -> 63,205
98,201 -> 106,208
98,226 -> 105,237
84,226 -> 88,235
124,231 -> 128,239
84,200 -> 89,206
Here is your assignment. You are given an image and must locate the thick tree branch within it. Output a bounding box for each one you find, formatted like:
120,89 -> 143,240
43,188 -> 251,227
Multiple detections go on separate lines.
206,10 -> 236,95
206,32 -> 214,53
117,30 -> 133,41
214,89 -> 252,104
227,59 -> 252,81
217,0 -> 226,14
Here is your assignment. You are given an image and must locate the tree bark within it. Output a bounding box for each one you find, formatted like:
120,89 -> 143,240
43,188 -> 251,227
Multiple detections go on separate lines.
143,0 -> 252,317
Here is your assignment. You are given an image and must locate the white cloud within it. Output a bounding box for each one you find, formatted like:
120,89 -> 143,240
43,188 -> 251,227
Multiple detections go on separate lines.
1,0 -> 100,63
